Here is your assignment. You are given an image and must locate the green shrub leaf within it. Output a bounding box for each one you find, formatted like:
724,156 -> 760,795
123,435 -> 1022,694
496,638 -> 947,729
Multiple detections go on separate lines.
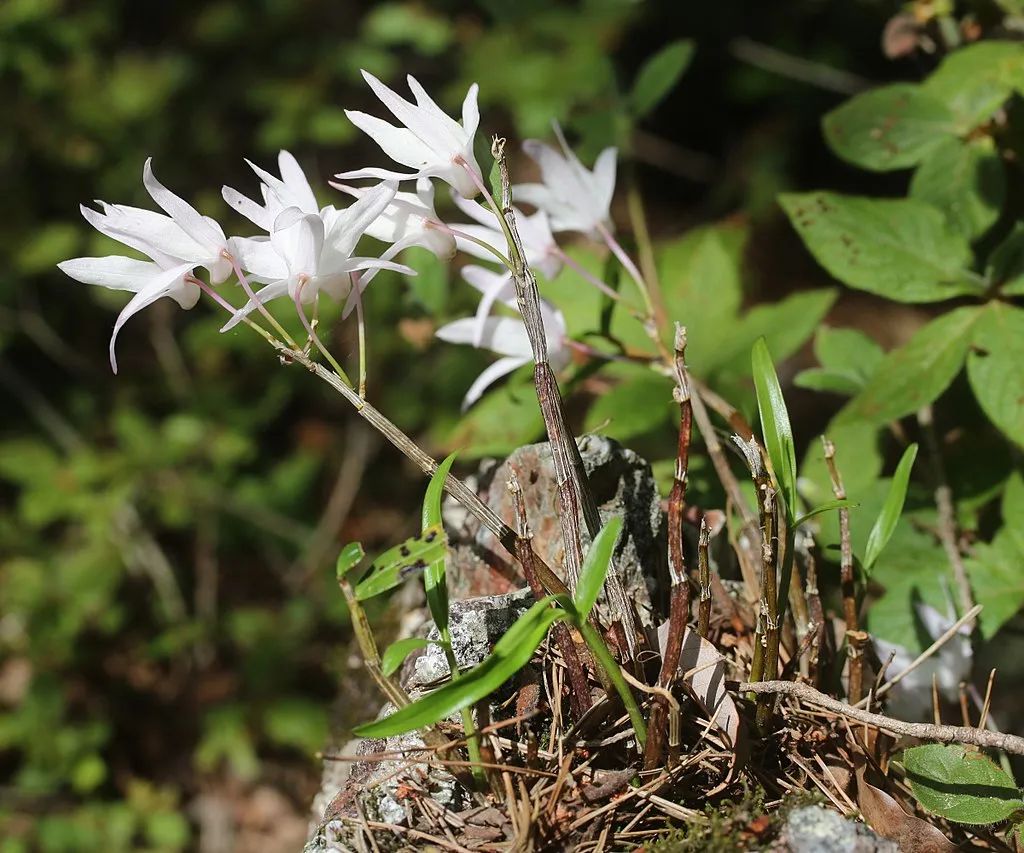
795,326 -> 883,396
574,517 -> 624,619
904,744 -> 1024,824
583,375 -> 674,440
910,137 -> 1004,241
779,192 -> 978,303
354,523 -> 447,600
629,40 -> 695,117
752,338 -> 798,520
967,303 -> 1024,447
863,443 -> 918,572
923,41 -> 1024,133
354,597 -> 566,737
336,542 -> 366,580
823,83 -> 955,171
987,224 -> 1024,296
843,307 -> 982,425
381,637 -> 432,677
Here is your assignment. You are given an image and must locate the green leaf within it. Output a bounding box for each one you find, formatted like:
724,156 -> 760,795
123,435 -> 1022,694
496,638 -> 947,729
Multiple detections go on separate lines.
779,192 -> 978,303
574,517 -> 624,619
795,326 -> 883,396
381,637 -> 432,677
987,224 -> 1024,296
843,307 -> 982,425
422,453 -> 457,632
583,374 -> 674,440
923,41 -> 1024,133
909,137 -> 1004,241
404,248 -> 449,314
863,443 -> 918,571
354,597 -> 567,737
967,303 -> 1024,447
968,529 -> 1024,640
793,499 -> 858,528
354,523 -> 447,600
752,338 -> 797,520
629,40 -> 695,117
446,375 -> 544,458
904,744 -> 1024,824
1004,473 -> 1024,557
822,83 -> 955,171
336,542 -> 365,580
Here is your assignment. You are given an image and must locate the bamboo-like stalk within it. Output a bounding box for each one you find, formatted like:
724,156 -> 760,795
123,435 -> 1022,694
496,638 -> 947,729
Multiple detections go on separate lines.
697,517 -> 712,639
822,436 -> 864,704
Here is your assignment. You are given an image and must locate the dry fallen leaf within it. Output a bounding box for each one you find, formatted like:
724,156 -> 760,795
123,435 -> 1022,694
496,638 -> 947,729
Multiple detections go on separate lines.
855,763 -> 957,853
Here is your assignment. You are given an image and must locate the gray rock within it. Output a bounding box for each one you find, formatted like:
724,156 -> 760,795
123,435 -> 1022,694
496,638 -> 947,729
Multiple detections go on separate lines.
782,806 -> 898,853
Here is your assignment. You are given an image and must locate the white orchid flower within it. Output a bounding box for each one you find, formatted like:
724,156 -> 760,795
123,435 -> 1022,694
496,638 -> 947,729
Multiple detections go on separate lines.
337,70 -> 482,199
222,181 -> 414,330
436,282 -> 570,410
331,177 -> 456,261
513,124 -> 617,237
58,158 -> 233,372
873,601 -> 973,721
222,150 -> 321,233
449,194 -> 563,281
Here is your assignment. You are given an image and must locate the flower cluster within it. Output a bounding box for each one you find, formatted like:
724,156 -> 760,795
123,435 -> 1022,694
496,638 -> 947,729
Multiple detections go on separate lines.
59,72 -> 619,406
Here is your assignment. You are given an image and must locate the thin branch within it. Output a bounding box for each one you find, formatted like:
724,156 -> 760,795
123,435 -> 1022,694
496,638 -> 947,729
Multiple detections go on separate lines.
697,517 -> 712,640
739,681 -> 1024,755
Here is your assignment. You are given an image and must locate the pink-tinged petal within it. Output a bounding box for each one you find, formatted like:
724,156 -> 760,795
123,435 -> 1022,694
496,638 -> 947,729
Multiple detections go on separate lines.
523,140 -> 582,201
108,261 -> 194,373
143,159 -> 225,251
220,279 -> 289,332
450,192 -> 496,228
222,186 -> 274,231
511,182 -> 557,213
343,109 -> 436,171
461,356 -> 529,410
461,83 -> 480,139
277,150 -> 318,213
591,147 -> 618,215
461,265 -> 515,305
58,256 -> 160,292
452,222 -> 505,263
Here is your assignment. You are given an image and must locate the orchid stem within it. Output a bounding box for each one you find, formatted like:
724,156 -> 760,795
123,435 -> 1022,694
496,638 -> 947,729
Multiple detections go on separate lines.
351,273 -> 368,398
293,279 -> 353,387
553,247 -> 624,303
224,252 -> 299,349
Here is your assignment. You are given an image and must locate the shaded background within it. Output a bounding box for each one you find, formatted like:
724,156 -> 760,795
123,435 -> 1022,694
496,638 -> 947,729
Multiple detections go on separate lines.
0,0 -> 955,849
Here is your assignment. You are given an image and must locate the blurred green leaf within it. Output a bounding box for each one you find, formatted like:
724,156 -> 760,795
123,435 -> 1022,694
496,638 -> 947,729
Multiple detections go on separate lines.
863,443 -> 918,572
336,542 -> 366,580
905,744 -> 1023,824
967,303 -> 1024,447
779,192 -> 978,303
823,83 -> 955,171
795,326 -> 883,396
629,39 -> 694,117
909,137 -> 1004,241
842,307 -> 981,425
447,375 -> 544,458
987,224 -> 1024,296
583,373 -> 673,440
354,597 -> 566,738
923,41 -> 1024,133
793,499 -> 857,527
574,517 -> 623,619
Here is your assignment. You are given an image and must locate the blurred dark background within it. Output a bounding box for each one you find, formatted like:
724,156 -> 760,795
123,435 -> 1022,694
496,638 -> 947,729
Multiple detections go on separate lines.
0,1 -> 929,849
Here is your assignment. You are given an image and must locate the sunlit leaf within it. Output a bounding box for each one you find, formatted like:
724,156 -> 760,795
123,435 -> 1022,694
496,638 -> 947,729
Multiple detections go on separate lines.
863,443 -> 918,571
752,337 -> 797,520
354,597 -> 566,737
336,542 -> 365,580
967,303 -> 1024,447
905,744 -> 1024,824
573,517 -> 623,619
381,637 -> 432,677
354,523 -> 446,600
422,453 -> 458,632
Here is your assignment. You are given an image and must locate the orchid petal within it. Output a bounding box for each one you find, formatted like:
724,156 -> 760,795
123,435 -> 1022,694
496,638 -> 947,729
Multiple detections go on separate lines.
108,261 -> 194,373
461,356 -> 529,410
58,256 -> 162,292
219,279 -> 289,332
143,158 -> 225,250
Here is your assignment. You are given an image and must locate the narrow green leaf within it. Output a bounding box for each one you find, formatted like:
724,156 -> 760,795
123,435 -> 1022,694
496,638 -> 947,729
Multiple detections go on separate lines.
381,637 -> 432,677
354,598 -> 566,738
574,517 -> 624,619
336,542 -> 365,580
354,523 -> 446,600
779,192 -> 978,303
905,744 -> 1024,824
752,338 -> 798,521
967,303 -> 1024,448
863,443 -> 918,571
843,307 -> 981,425
823,83 -> 955,171
422,453 -> 458,632
794,499 -> 858,528
629,40 -> 695,117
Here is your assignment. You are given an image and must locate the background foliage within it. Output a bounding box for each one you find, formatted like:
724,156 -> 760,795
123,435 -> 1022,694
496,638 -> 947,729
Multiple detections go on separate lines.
2,0 -> 1022,849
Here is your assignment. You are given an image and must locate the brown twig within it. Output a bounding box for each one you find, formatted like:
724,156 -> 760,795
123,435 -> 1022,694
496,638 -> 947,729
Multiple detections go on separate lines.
918,405 -> 975,629
822,436 -> 864,704
697,517 -> 712,640
738,681 -> 1024,755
